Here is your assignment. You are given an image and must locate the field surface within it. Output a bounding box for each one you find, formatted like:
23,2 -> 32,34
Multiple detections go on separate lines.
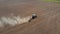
0,0 -> 60,34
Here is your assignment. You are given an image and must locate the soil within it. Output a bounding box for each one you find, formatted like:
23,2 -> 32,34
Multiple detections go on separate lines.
0,0 -> 60,34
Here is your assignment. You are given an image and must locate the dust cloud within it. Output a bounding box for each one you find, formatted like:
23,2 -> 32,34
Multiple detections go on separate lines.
0,15 -> 31,27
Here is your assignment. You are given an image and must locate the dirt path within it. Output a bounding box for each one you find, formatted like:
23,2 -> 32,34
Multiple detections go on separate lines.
0,0 -> 60,34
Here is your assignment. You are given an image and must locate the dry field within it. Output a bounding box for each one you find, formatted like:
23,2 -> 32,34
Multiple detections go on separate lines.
0,0 -> 60,34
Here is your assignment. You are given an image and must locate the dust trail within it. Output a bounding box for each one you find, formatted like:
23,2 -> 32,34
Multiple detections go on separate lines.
0,15 -> 31,27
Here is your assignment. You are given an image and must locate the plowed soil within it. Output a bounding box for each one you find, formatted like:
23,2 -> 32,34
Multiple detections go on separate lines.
0,0 -> 60,34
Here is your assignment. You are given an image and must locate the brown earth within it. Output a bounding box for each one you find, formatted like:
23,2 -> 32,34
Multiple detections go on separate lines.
0,0 -> 60,34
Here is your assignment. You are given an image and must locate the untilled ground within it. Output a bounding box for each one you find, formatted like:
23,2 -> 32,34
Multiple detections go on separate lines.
0,0 -> 60,34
